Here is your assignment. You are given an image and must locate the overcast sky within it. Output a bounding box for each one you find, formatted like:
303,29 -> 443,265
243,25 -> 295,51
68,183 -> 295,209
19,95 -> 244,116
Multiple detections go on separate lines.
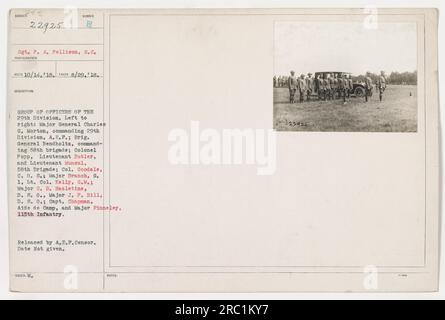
274,21 -> 417,76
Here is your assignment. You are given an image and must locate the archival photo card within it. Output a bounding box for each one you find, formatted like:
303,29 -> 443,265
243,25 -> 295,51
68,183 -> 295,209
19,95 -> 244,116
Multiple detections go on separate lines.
7,8 -> 439,293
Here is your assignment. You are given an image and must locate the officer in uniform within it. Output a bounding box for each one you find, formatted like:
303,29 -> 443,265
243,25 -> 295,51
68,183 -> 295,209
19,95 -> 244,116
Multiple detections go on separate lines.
288,71 -> 297,103
365,72 -> 374,102
323,74 -> 331,101
306,73 -> 314,101
297,74 -> 306,103
327,73 -> 334,100
316,74 -> 324,101
377,71 -> 387,102
347,74 -> 353,98
339,74 -> 347,103
331,74 -> 338,99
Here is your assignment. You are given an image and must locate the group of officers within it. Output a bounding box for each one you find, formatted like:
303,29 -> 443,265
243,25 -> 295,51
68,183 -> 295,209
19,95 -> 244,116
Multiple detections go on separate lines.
275,71 -> 387,104
286,72 -> 354,104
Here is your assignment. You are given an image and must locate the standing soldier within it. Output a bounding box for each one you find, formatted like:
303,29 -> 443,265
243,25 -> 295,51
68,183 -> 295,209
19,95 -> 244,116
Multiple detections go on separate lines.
331,73 -> 339,99
306,73 -> 314,101
324,73 -> 332,101
327,73 -> 333,100
317,74 -> 324,101
323,74 -> 331,101
377,71 -> 387,102
338,74 -> 347,104
297,74 -> 307,103
273,75 -> 277,88
288,71 -> 297,103
347,74 -> 353,99
364,72 -> 374,102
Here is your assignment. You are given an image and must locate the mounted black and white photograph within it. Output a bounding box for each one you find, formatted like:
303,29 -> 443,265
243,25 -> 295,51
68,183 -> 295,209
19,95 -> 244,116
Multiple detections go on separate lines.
273,21 -> 418,132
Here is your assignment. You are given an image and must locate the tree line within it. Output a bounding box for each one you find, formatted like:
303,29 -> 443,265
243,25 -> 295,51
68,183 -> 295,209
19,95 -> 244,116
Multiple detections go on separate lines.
354,71 -> 417,85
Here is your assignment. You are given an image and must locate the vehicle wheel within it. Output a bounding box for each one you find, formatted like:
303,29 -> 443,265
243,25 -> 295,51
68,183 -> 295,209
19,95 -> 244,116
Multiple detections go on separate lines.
354,87 -> 365,97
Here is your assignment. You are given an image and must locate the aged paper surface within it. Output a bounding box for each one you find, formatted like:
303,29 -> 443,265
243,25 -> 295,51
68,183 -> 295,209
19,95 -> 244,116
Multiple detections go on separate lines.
7,8 -> 439,292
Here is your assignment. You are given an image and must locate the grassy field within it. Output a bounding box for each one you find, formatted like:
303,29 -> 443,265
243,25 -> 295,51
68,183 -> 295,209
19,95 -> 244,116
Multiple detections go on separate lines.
273,85 -> 417,132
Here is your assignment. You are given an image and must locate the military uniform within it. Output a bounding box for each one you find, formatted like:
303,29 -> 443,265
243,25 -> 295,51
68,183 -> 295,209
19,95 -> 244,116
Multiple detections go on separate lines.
338,76 -> 347,102
297,76 -> 306,103
347,77 -> 353,98
317,77 -> 324,100
323,77 -> 331,100
331,76 -> 339,99
377,75 -> 386,101
365,76 -> 373,102
328,76 -> 335,100
305,75 -> 314,101
288,74 -> 298,103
